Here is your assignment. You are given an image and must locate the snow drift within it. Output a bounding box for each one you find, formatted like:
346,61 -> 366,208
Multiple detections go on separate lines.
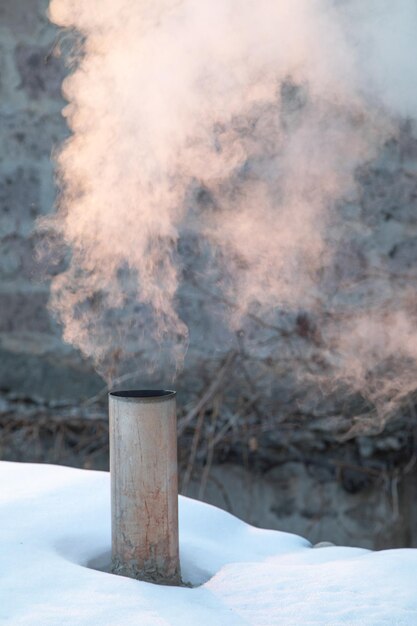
1,461 -> 417,625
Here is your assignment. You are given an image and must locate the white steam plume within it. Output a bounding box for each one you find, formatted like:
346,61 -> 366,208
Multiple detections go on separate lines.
43,0 -> 417,412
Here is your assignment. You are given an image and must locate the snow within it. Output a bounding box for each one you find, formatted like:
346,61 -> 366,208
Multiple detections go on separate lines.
1,461 -> 417,625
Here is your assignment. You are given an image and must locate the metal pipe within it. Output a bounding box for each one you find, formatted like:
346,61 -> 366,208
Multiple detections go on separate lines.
109,389 -> 181,585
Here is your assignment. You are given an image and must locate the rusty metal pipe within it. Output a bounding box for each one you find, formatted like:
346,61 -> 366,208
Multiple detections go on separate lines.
109,389 -> 180,584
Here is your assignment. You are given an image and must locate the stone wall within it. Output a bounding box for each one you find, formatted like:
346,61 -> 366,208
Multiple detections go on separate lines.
3,0 -> 417,412
0,0 -> 103,401
2,0 -> 417,549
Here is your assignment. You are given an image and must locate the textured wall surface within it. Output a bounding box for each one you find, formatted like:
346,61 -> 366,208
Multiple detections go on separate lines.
0,0 -> 103,401
2,0 -> 417,548
3,0 -> 417,412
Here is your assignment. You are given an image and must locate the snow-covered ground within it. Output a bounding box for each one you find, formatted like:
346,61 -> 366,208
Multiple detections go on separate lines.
1,462 -> 417,625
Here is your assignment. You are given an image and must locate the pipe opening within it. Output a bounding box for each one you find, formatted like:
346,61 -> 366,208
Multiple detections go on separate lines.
109,389 -> 176,400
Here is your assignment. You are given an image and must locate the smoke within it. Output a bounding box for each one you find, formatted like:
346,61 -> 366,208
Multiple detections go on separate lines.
43,0 -> 417,414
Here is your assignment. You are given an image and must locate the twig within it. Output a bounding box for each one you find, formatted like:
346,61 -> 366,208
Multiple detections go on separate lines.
391,470 -> 400,521
206,409 -> 239,451
178,351 -> 238,435
82,368 -> 143,407
198,395 -> 220,500
181,408 -> 205,496
207,474 -> 234,514
235,331 -> 264,422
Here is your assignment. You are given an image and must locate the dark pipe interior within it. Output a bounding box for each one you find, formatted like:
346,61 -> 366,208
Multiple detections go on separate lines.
109,389 -> 176,399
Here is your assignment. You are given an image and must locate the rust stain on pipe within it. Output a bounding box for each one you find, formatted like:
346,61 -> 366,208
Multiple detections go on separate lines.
109,389 -> 181,585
